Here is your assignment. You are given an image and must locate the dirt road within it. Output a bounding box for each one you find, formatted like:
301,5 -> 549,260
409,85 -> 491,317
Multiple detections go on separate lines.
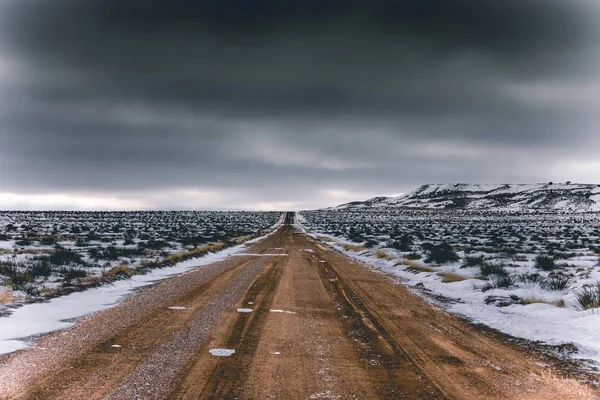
1,213 -> 598,399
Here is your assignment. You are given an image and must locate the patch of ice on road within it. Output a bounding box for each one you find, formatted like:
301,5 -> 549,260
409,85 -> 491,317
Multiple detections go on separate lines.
168,306 -> 187,310
111,344 -> 122,348
209,348 -> 235,357
0,235 -> 270,355
237,308 -> 253,313
270,309 -> 296,314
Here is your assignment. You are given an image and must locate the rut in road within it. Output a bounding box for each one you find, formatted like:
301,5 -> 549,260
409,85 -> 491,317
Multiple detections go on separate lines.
0,213 -> 598,400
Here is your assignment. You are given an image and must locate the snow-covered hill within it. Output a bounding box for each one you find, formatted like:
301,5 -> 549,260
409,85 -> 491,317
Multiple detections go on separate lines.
333,183 -> 600,212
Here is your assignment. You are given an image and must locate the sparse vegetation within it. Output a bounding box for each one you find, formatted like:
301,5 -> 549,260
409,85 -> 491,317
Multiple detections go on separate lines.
535,255 -> 557,271
0,211 -> 281,305
572,282 -> 600,312
478,263 -> 508,278
422,242 -> 458,264
541,275 -> 574,291
482,275 -> 516,292
462,256 -> 485,268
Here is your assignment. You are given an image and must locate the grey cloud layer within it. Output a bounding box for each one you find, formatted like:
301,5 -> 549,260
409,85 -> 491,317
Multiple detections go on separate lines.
0,0 -> 598,208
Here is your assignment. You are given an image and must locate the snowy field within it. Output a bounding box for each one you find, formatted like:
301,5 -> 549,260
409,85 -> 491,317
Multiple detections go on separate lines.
299,210 -> 600,370
0,211 -> 281,314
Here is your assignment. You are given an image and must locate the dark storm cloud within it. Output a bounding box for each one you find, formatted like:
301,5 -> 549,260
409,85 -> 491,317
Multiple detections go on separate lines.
0,0 -> 599,209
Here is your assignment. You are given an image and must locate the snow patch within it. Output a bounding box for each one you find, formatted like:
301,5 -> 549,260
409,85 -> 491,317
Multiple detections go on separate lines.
209,348 -> 235,357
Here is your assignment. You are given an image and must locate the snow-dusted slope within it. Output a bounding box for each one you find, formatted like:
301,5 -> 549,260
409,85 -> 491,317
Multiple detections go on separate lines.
334,183 -> 600,212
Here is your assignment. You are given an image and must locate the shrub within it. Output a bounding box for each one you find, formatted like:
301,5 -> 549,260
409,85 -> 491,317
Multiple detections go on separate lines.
15,238 -> 32,246
12,282 -> 40,297
535,255 -> 557,271
89,246 -> 144,260
0,263 -> 33,286
27,260 -> 52,278
388,236 -> 413,251
58,267 -> 87,281
48,249 -> 83,265
478,263 -> 508,277
572,282 -> 600,312
404,252 -> 422,260
482,275 -> 516,292
40,236 -> 57,246
541,275 -> 573,291
462,256 -> 485,268
516,272 -> 542,284
424,242 -> 458,264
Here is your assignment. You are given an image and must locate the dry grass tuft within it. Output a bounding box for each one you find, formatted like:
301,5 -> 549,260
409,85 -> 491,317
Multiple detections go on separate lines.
104,265 -> 134,278
341,243 -> 366,252
522,297 -> 565,308
0,288 -> 13,304
437,271 -> 468,283
399,259 -> 435,273
375,250 -> 395,260
318,236 -> 335,243
232,235 -> 253,244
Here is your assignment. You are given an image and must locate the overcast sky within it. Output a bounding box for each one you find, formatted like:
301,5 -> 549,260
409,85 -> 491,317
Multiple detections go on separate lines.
0,1 -> 599,210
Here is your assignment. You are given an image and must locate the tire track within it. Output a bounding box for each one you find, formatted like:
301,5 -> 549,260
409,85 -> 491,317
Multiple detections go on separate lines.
315,258 -> 446,399
174,235 -> 290,399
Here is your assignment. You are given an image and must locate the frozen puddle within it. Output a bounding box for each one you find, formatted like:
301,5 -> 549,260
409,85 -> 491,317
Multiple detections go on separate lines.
111,344 -> 122,348
237,308 -> 253,313
270,309 -> 296,314
209,348 -> 236,357
168,306 -> 187,310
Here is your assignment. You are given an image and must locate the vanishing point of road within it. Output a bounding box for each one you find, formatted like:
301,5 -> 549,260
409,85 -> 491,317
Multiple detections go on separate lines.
0,213 -> 597,399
